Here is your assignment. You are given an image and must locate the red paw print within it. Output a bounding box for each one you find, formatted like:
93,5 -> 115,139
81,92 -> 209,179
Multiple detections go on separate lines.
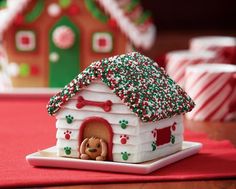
64,130 -> 72,140
120,135 -> 129,144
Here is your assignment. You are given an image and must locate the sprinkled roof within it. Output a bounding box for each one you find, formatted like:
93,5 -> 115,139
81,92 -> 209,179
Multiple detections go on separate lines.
47,52 -> 195,122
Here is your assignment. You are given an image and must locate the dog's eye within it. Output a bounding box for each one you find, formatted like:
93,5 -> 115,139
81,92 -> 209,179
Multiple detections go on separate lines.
86,143 -> 89,148
96,143 -> 100,148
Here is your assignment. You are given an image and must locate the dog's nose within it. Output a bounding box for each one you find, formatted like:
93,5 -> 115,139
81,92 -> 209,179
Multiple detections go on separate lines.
88,148 -> 97,152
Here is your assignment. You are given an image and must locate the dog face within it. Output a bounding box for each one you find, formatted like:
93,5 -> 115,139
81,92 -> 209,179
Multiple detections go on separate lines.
84,137 -> 103,160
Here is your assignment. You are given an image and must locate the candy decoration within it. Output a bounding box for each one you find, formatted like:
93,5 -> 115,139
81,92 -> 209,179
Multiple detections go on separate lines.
25,0 -> 44,23
52,26 -> 75,49
119,120 -> 128,129
85,0 -> 109,23
67,4 -> 80,15
64,130 -> 72,140
59,0 -> 71,8
92,32 -> 113,53
97,0 -> 155,49
135,11 -> 151,25
49,52 -> 59,62
7,63 -> 19,77
108,18 -> 118,29
185,64 -> 236,121
30,65 -> 40,76
121,152 -> 130,160
190,36 -> 236,64
16,30 -> 36,51
124,0 -> 140,13
166,50 -> 216,88
120,135 -> 129,144
151,141 -> 157,151
19,63 -> 29,77
76,96 -> 112,112
14,14 -> 24,26
47,3 -> 61,17
171,135 -> 175,144
64,147 -> 71,155
65,115 -> 74,124
47,52 -> 195,122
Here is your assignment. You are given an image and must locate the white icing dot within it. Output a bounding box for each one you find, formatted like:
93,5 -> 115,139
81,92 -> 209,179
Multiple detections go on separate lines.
48,3 -> 61,17
7,62 -> 19,77
50,52 -> 59,62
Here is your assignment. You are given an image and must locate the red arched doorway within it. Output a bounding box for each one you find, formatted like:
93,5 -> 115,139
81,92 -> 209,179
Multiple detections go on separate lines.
79,117 -> 113,160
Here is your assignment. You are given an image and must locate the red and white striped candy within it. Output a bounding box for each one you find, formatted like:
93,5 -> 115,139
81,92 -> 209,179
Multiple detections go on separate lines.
53,26 -> 75,49
185,64 -> 236,121
190,36 -> 236,64
166,50 -> 216,88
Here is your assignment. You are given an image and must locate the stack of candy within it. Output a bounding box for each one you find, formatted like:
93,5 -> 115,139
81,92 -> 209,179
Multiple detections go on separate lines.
166,36 -> 236,122
166,50 -> 216,88
190,36 -> 236,65
185,64 -> 236,121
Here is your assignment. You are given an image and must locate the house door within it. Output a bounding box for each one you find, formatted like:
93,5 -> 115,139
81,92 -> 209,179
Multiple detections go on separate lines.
79,117 -> 113,160
49,16 -> 79,87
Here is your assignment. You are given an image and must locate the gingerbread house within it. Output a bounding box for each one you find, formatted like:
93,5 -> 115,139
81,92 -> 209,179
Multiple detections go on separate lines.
47,52 -> 195,163
0,0 -> 156,87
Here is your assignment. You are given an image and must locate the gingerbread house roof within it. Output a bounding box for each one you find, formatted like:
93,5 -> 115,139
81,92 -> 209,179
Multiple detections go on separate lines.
0,0 -> 156,49
47,52 -> 195,122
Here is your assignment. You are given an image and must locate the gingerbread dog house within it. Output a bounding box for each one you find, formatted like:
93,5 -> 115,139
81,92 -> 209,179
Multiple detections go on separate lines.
47,52 -> 195,163
0,0 -> 156,87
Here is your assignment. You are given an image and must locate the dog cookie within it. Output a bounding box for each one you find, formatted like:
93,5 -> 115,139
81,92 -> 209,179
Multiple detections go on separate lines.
80,137 -> 107,161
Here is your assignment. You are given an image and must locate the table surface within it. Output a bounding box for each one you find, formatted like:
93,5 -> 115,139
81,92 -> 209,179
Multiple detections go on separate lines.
42,120 -> 236,189
0,96 -> 236,189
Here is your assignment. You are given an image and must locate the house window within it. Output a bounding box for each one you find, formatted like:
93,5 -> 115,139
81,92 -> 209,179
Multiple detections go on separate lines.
92,32 -> 113,53
15,30 -> 36,51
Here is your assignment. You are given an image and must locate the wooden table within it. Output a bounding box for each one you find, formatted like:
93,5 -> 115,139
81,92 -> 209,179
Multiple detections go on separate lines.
44,120 -> 236,189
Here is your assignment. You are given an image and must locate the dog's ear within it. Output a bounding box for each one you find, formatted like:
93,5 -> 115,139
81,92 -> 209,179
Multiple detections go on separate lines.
100,139 -> 108,157
80,138 -> 89,154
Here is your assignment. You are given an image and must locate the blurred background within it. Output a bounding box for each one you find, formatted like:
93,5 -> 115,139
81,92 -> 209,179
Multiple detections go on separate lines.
0,0 -> 236,89
141,0 -> 236,58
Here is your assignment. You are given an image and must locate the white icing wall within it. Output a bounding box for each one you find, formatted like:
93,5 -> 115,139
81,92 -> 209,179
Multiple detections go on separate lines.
55,80 -> 184,163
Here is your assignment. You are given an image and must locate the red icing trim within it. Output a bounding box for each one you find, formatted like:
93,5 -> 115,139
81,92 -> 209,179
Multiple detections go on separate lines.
79,117 -> 113,161
76,96 -> 113,112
